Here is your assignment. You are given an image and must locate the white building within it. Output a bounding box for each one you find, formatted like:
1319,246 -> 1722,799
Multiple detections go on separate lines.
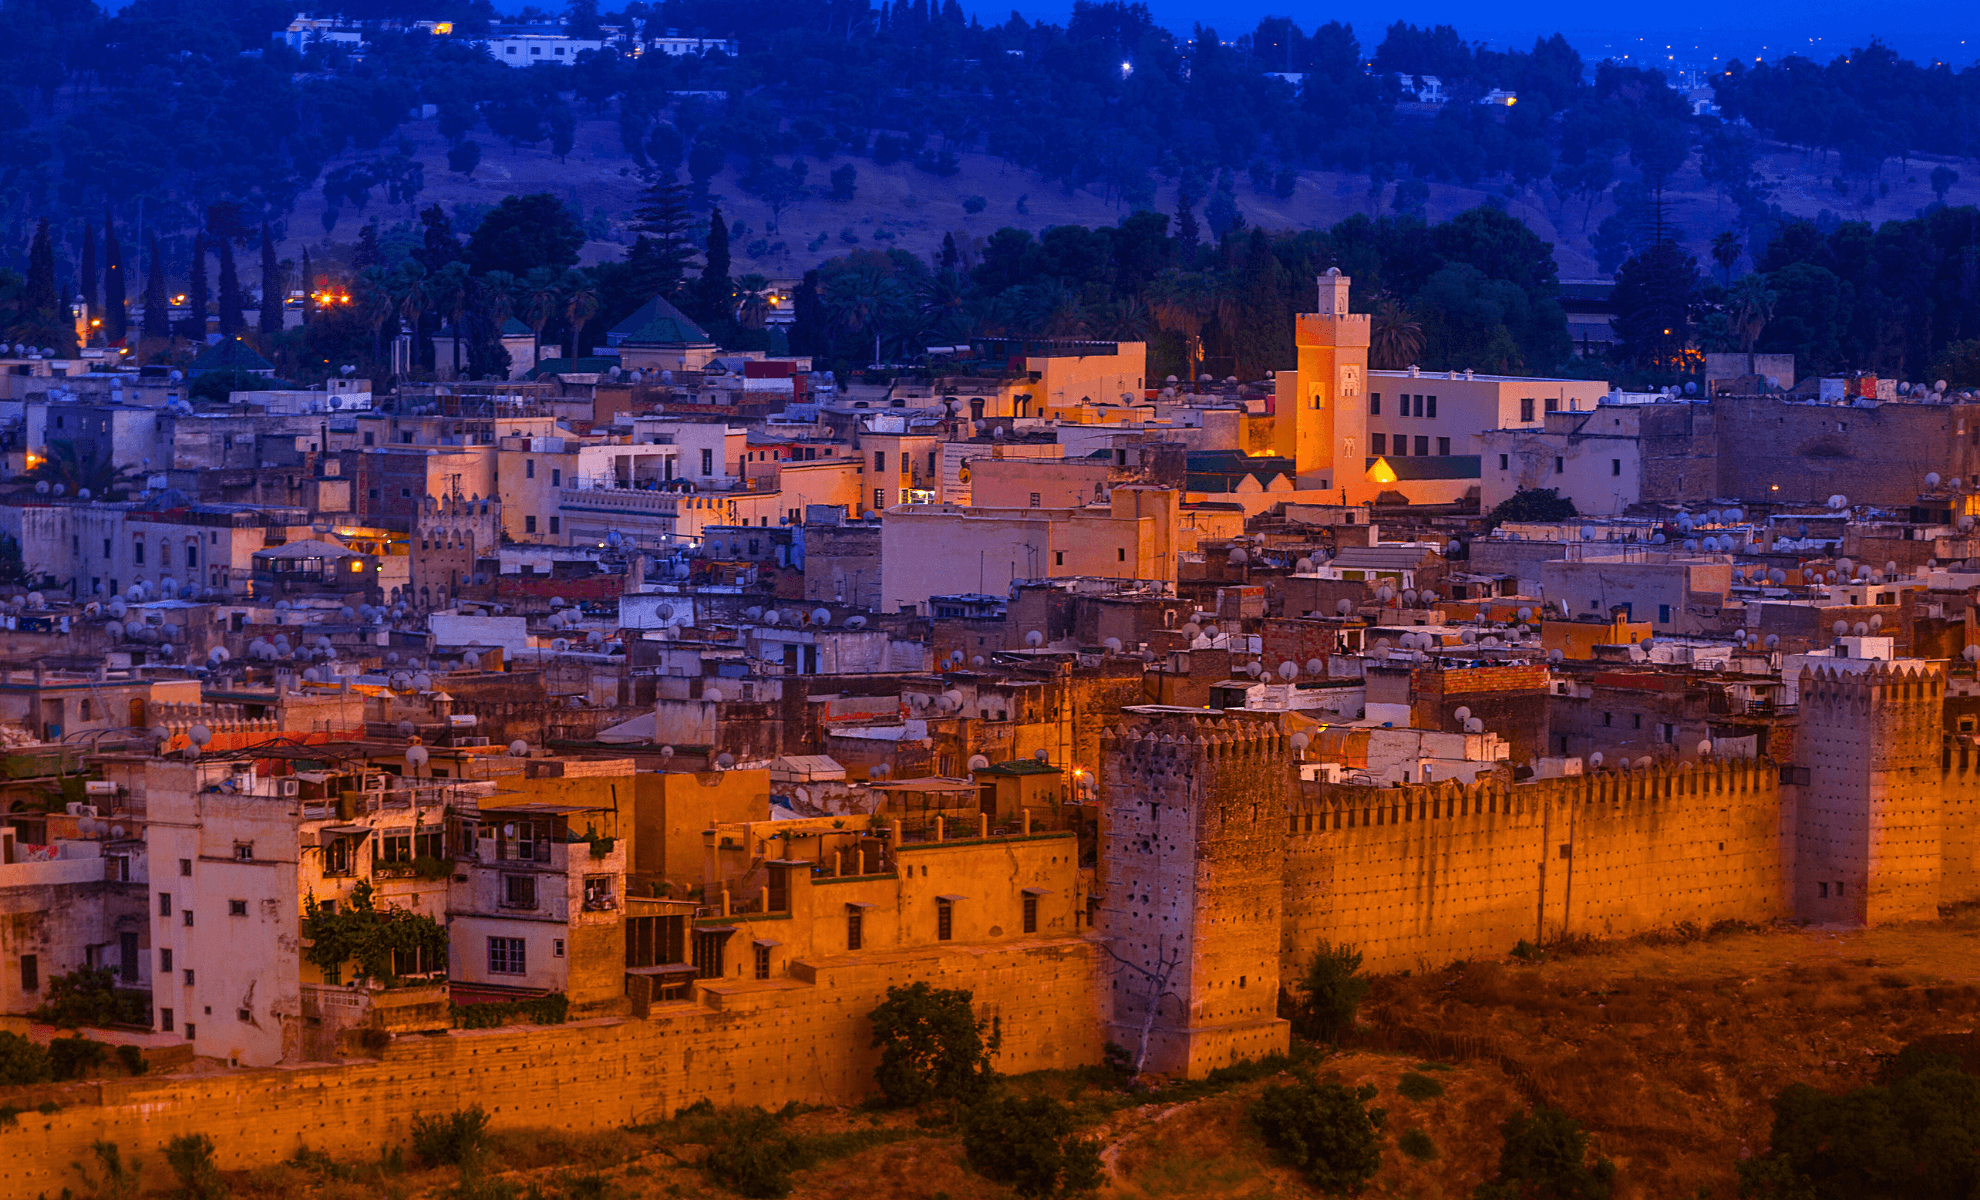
487,33 -> 605,65
1478,401 -> 1646,516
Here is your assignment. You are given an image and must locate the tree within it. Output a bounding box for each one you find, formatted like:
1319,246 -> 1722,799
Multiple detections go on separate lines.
1933,339 -> 1980,389
300,880 -> 448,982
1473,1106 -> 1615,1200
1296,943 -> 1369,1044
433,261 -> 472,375
548,101 -> 576,161
1611,240 -> 1697,373
1174,188 -> 1200,263
646,122 -> 685,172
789,269 -> 824,357
0,1030 -> 51,1085
467,195 -> 586,277
830,163 -> 857,201
163,1134 -> 226,1200
865,982 -> 999,1108
448,141 -> 482,177
1931,165 -> 1959,205
688,139 -> 725,196
1490,488 -> 1577,523
102,212 -> 127,343
742,159 -> 809,232
299,248 -> 315,326
1369,297 -> 1425,369
23,219 -> 56,320
960,1094 -> 1104,1199
78,221 -> 97,321
183,233 -> 209,341
1145,269 -> 1216,381
628,175 -> 697,300
521,267 -> 561,368
696,207 -> 733,323
415,205 -> 463,273
563,271 -> 600,359
141,233 -> 169,340
1250,1080 -> 1386,1194
214,238 -> 244,338
1711,231 -> 1742,286
32,965 -> 148,1025
1731,273 -> 1777,356
258,225 -> 283,337
74,1142 -> 141,1200
735,273 -> 770,329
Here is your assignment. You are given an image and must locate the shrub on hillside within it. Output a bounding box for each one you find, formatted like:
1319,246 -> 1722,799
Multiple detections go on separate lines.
164,1132 -> 228,1200
409,1106 -> 489,1167
0,1031 -> 51,1086
866,982 -> 1000,1107
960,1093 -> 1103,1198
1472,1105 -> 1614,1200
1250,1080 -> 1386,1193
1297,943 -> 1370,1044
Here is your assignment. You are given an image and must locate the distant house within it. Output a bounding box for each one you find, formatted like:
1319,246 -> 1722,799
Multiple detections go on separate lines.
642,29 -> 739,57
486,32 -> 605,65
1393,73 -> 1448,103
605,297 -> 720,373
187,339 -> 276,380
432,318 -> 542,381
280,16 -> 363,53
1477,89 -> 1518,107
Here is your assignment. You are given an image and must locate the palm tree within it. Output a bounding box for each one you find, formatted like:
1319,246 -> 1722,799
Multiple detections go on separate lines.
822,266 -> 906,366
1731,274 -> 1777,356
433,261 -> 471,377
1144,269 -> 1217,380
354,268 -> 398,369
735,273 -> 770,330
466,272 -> 517,379
1711,231 -> 1742,287
1369,296 -> 1425,369
397,264 -> 431,375
562,271 -> 600,359
918,269 -> 972,342
521,268 -> 561,367
25,438 -> 141,499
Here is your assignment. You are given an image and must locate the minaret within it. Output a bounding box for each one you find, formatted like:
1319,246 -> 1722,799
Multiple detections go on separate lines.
1272,267 -> 1370,495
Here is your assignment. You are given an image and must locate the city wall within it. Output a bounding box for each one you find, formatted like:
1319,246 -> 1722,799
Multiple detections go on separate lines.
0,938 -> 1102,1200
1283,758 -> 1787,974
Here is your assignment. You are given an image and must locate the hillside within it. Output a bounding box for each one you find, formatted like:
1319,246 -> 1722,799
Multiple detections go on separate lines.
201,916 -> 1980,1200
280,110 -> 1980,286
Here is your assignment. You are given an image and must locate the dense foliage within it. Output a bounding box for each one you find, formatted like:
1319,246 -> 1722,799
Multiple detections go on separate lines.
1473,1105 -> 1616,1200
865,981 -> 1000,1107
1249,1078 -> 1387,1193
959,1092 -> 1104,1199
1294,941 -> 1370,1044
32,965 -> 151,1028
300,880 -> 449,984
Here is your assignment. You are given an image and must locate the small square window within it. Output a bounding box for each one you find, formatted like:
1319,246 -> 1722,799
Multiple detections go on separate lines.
553,939 -> 565,958
184,968 -> 195,986
238,1008 -> 251,1022
228,899 -> 248,917
233,842 -> 252,862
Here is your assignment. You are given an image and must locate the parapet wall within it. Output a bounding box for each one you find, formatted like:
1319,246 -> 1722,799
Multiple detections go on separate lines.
1284,758 -> 1787,974
0,938 -> 1102,1200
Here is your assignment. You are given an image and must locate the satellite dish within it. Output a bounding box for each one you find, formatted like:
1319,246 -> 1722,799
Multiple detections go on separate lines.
406,746 -> 430,768
1307,658 -> 1324,675
1025,630 -> 1043,647
509,740 -> 530,756
1279,661 -> 1298,680
704,687 -> 724,703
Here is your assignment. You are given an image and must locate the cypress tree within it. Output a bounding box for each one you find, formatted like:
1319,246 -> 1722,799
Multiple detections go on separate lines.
24,219 -> 57,318
102,210 -> 127,343
627,174 -> 696,300
790,268 -> 823,358
697,206 -> 732,323
141,233 -> 169,340
185,233 -> 210,341
216,238 -> 244,338
301,247 -> 314,326
258,225 -> 283,336
78,222 -> 97,319
1174,189 -> 1201,264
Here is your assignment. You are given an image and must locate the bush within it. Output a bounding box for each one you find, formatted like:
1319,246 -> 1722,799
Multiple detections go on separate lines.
1297,943 -> 1370,1044
959,1093 -> 1102,1199
867,982 -> 1000,1108
0,1030 -> 51,1085
963,195 -> 987,214
409,1106 -> 490,1167
1250,1079 -> 1386,1194
872,133 -> 907,165
33,966 -> 150,1028
829,163 -> 857,201
49,1035 -> 107,1080
115,1043 -> 147,1076
1397,1072 -> 1446,1102
702,1108 -> 799,1198
1489,487 -> 1578,524
1473,1106 -> 1614,1200
453,992 -> 569,1029
164,1132 -> 228,1200
1400,1128 -> 1438,1161
75,1141 -> 142,1200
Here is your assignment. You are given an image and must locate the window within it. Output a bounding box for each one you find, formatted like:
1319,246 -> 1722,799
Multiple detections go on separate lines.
160,1007 -> 173,1032
159,891 -> 172,916
363,432 -> 374,446
583,875 -> 616,910
1028,492 -> 1041,507
401,487 -> 412,498
1118,548 -> 1126,562
847,908 -> 864,951
525,459 -> 535,478
79,699 -> 92,721
1415,436 -> 1429,456
1022,893 -> 1038,934
1521,398 -> 1535,422
324,836 -> 356,875
1819,882 -> 1828,898
133,539 -> 144,565
692,930 -> 727,978
185,543 -> 197,568
393,944 -> 441,975
551,468 -> 561,486
1658,604 -> 1671,624
1371,433 -> 1386,455
754,944 -> 771,979
873,450 -> 885,471
183,909 -> 193,927
1545,397 -> 1559,413
233,842 -> 253,862
524,515 -> 537,534
103,537 -> 111,558
1437,437 -> 1450,456
700,449 -> 713,475
1602,712 -> 1612,727
185,1021 -> 197,1041
1632,713 -> 1642,729
1554,457 -> 1564,474
19,954 -> 37,992
553,939 -> 565,958
178,859 -> 192,876
228,899 -> 248,917
1054,551 -> 1064,566
488,937 -> 527,975
1612,459 -> 1622,476
1369,392 -> 1381,415
502,874 -> 538,909
936,899 -> 954,941
1413,394 -> 1424,417
160,948 -> 172,972
1661,723 -> 1675,744
1426,395 -> 1437,418
184,968 -> 195,986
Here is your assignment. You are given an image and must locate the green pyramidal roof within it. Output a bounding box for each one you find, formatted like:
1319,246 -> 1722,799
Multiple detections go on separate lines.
606,296 -> 714,347
188,338 -> 275,376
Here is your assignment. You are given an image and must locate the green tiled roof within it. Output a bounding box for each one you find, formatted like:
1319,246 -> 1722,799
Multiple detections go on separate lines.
606,296 -> 713,346
975,759 -> 1062,776
188,338 -> 274,376
1365,455 -> 1482,480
